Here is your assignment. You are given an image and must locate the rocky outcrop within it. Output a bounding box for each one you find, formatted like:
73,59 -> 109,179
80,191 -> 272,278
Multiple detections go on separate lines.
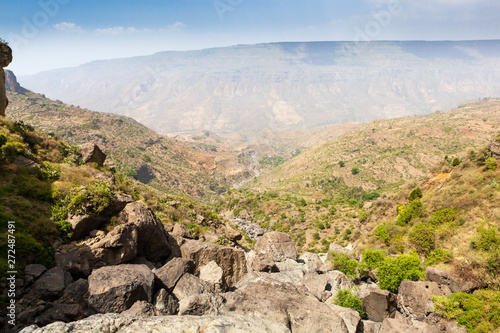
180,240 -> 247,288
0,42 -> 13,117
397,280 -> 451,320
490,138 -> 500,159
360,290 -> 397,322
80,143 -> 107,166
172,273 -> 210,301
5,69 -> 25,93
24,313 -> 291,333
153,258 -> 195,291
88,264 -> 155,314
254,231 -> 298,262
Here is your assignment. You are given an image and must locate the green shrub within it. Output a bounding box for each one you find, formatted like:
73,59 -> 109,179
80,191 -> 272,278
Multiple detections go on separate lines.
396,198 -> 423,226
408,187 -> 423,202
312,232 -> 320,240
361,249 -> 386,270
470,226 -> 500,251
1,140 -> 25,162
452,157 -> 460,166
429,208 -> 457,226
316,222 -> 325,230
425,248 -> 453,266
375,224 -> 390,246
334,289 -> 366,318
433,290 -> 500,333
329,252 -> 359,280
409,223 -> 435,255
377,253 -> 424,293
486,157 -> 498,171
339,161 -> 345,168
351,166 -> 360,175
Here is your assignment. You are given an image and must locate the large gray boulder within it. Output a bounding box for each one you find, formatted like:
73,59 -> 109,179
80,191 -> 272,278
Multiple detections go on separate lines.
360,290 -> 397,322
153,258 -> 195,291
180,240 -> 247,288
326,304 -> 361,333
397,280 -> 451,320
29,267 -> 73,301
172,273 -> 210,301
303,271 -> 354,301
88,264 -> 155,313
25,313 -> 291,333
254,231 -> 298,262
80,143 -> 107,166
425,266 -> 484,293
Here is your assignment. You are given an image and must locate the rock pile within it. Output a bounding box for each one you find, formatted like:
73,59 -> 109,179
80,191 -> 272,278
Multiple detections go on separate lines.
15,208 -> 465,333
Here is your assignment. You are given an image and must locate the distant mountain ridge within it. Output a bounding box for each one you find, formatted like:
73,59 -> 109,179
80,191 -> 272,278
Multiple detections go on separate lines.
20,40 -> 500,134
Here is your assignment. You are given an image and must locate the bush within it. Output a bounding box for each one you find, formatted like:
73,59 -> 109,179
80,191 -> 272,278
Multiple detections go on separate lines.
409,223 -> 435,255
486,157 -> 498,171
334,289 -> 366,318
351,166 -> 360,175
329,252 -> 359,280
425,248 -> 453,266
452,157 -> 460,166
361,249 -> 386,270
377,253 -> 424,293
408,187 -> 423,202
429,208 -> 457,226
433,290 -> 500,333
375,224 -> 390,246
470,226 -> 500,251
396,198 -> 423,226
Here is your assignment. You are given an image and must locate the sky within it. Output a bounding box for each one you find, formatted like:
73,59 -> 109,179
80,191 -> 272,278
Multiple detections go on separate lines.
1,0 -> 500,75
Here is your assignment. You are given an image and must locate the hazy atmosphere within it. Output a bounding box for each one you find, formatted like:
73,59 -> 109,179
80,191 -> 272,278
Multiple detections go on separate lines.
2,0 -> 500,75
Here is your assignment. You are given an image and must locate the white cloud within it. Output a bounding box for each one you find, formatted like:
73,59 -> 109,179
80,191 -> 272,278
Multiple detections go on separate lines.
53,22 -> 83,32
166,21 -> 187,31
94,26 -> 155,35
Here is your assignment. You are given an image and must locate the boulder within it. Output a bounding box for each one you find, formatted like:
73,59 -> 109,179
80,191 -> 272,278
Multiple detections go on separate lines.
360,290 -> 397,322
23,264 -> 47,287
357,320 -> 382,333
80,143 -> 107,166
172,273 -> 210,301
246,250 -> 278,272
0,42 -> 13,117
303,271 -> 355,301
117,201 -> 171,261
380,315 -> 440,333
199,260 -> 224,292
299,252 -> 322,263
154,289 -> 178,315
88,264 -> 155,313
254,231 -> 298,262
397,280 -> 451,320
224,277 -> 349,333
490,140 -> 500,159
69,193 -> 133,240
154,258 -> 195,291
225,225 -> 243,242
30,267 -> 73,300
26,313 -> 291,333
326,304 -> 361,333
122,301 -> 157,317
425,266 -> 483,293
328,243 -> 354,257
180,240 -> 247,288
172,223 -> 191,238
178,293 -> 226,316
275,258 -> 304,272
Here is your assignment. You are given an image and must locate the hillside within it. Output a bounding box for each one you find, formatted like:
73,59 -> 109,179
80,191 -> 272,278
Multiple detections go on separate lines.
19,40 -> 500,134
6,89 -> 250,199
251,98 -> 500,194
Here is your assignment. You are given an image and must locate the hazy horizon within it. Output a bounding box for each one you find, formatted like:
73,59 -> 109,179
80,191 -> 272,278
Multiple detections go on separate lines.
2,0 -> 500,75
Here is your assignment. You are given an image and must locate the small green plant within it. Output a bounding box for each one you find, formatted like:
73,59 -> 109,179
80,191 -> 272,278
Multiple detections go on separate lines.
377,253 -> 424,293
408,187 -> 423,202
361,249 -> 386,270
470,226 -> 500,251
329,252 -> 359,280
429,208 -> 457,226
396,198 -> 424,226
486,157 -> 498,171
351,166 -> 360,175
409,223 -> 435,255
375,224 -> 390,246
425,248 -> 453,266
338,161 -> 345,168
334,289 -> 366,318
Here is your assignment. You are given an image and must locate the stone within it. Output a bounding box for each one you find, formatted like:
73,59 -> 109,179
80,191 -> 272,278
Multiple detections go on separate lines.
181,240 -> 247,288
172,223 -> 191,238
318,261 -> 334,274
360,290 -> 397,322
357,320 -> 382,333
425,266 -> 483,293
275,258 -> 304,272
224,276 -> 349,333
327,304 -> 361,333
254,231 -> 298,262
178,293 -> 226,316
0,42 -> 13,117
154,289 -> 178,315
302,260 -> 322,274
154,258 -> 195,291
23,264 -> 47,287
68,193 -> 133,240
328,243 -> 354,256
172,273 -> 210,301
299,252 -> 322,263
490,139 -> 500,159
27,313 -> 291,333
128,256 -> 155,270
88,264 -> 155,313
30,267 -> 73,300
246,250 -> 278,272
199,260 -> 224,292
117,201 -> 172,261
302,271 -> 354,302
94,171 -> 115,185
80,143 -> 107,166
122,301 -> 157,317
397,280 -> 451,320
225,225 -> 243,242
15,155 -> 37,169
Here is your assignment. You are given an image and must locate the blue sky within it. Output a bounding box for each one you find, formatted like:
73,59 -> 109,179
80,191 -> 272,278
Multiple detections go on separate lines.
1,0 -> 500,75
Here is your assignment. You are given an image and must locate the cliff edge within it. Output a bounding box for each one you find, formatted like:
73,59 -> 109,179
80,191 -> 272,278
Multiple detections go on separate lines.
0,41 -> 13,117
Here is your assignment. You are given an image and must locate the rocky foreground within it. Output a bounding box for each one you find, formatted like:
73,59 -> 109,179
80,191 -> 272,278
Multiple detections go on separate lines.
10,181 -> 466,333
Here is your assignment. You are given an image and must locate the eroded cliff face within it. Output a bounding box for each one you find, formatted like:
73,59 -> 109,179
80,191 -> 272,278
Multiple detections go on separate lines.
0,42 -> 13,117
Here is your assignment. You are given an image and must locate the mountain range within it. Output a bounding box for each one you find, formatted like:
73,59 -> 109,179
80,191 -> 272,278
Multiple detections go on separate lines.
19,40 -> 500,134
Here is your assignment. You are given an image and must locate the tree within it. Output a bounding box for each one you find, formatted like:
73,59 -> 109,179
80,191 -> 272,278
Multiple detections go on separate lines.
452,157 -> 460,166
486,158 -> 497,171
339,161 -> 345,168
351,166 -> 360,175
408,187 -> 423,202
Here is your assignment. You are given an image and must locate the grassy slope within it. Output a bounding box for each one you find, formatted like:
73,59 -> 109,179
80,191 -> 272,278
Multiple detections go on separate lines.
6,90 -> 242,200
